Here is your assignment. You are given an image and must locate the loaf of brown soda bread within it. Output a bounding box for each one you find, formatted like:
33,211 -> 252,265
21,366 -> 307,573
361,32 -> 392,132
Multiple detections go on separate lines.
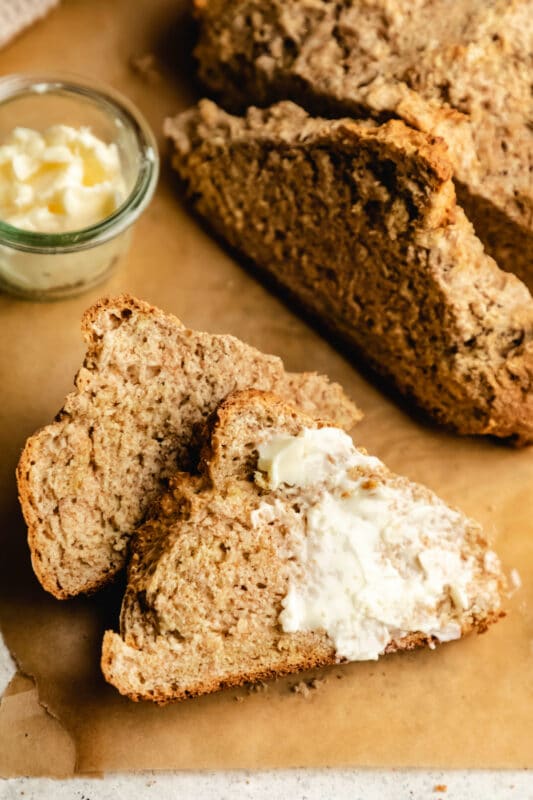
166,100 -> 533,443
17,295 -> 360,599
102,389 -> 505,704
194,0 -> 533,285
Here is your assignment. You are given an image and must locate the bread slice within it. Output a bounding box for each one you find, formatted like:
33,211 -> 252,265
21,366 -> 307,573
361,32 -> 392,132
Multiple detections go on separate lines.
165,99 -> 533,443
193,0 -> 532,284
17,295 -> 360,599
101,389 -> 505,703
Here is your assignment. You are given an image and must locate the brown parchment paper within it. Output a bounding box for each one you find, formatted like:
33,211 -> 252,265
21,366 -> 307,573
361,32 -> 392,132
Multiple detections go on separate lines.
0,0 -> 532,777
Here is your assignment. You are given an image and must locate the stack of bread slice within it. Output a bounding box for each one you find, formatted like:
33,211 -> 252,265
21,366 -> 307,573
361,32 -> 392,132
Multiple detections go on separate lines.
18,298 -> 506,702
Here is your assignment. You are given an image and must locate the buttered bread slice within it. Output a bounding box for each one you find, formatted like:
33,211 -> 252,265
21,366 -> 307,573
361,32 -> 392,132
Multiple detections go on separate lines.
102,390 -> 505,703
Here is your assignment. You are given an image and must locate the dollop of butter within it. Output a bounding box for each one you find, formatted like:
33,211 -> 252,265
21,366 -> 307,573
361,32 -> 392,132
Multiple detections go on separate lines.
0,125 -> 126,233
257,427 -> 382,489
255,428 -> 501,661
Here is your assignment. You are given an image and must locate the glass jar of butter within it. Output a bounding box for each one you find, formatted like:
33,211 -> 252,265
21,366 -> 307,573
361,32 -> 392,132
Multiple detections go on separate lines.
0,74 -> 159,300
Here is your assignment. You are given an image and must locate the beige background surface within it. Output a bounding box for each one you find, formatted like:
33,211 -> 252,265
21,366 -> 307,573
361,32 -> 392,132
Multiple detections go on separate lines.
0,0 -> 531,777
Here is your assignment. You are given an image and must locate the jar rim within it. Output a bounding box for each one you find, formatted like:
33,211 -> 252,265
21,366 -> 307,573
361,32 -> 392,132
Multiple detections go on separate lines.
0,73 -> 159,253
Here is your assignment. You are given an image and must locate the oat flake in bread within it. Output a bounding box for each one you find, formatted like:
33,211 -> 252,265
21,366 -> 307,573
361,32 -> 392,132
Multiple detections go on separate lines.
101,390 -> 505,703
166,100 -> 533,443
17,295 -> 360,599
194,0 -> 533,284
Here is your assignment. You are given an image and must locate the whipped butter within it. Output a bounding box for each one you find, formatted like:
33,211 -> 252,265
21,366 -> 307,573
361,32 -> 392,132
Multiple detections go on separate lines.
254,428 -> 501,661
0,125 -> 126,233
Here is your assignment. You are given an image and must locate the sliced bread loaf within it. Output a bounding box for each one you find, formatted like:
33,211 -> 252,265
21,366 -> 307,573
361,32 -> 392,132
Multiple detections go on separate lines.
166,99 -> 533,443
17,295 -> 360,599
194,0 -> 532,283
102,389 -> 505,703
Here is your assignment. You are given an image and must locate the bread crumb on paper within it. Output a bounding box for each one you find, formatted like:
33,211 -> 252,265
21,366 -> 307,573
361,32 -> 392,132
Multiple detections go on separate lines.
247,681 -> 269,695
291,677 -> 326,698
129,53 -> 162,83
433,785 -> 447,793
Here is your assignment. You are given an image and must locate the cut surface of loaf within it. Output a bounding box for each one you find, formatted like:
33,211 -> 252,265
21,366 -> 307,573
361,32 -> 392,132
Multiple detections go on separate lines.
166,99 -> 533,443
194,0 -> 532,283
17,295 -> 360,599
102,390 -> 505,704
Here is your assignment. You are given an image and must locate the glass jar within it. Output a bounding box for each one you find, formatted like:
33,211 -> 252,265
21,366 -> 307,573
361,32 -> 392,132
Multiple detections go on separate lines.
0,73 -> 159,300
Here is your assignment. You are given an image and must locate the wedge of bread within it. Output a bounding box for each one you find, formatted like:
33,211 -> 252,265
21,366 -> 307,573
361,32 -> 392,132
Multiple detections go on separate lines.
194,0 -> 532,284
166,99 -> 533,443
17,295 -> 360,599
102,390 -> 505,703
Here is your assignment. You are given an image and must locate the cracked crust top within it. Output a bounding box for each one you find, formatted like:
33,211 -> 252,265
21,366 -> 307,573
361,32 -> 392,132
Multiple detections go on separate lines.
167,99 -> 533,443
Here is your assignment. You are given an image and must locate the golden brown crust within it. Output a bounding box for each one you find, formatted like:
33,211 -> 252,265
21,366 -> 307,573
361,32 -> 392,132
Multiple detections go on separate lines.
359,120 -> 454,185
100,630 -> 337,704
17,437 -> 71,599
101,608 -> 505,705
